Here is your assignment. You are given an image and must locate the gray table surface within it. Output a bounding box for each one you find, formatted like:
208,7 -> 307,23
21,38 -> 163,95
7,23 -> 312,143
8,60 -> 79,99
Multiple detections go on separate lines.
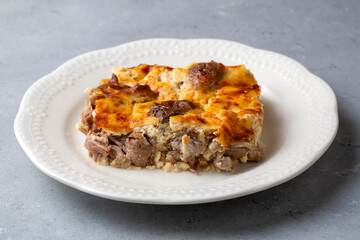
1,0 -> 359,239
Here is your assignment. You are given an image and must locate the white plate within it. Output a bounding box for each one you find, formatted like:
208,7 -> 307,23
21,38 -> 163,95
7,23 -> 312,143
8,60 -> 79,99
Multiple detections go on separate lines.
14,39 -> 338,204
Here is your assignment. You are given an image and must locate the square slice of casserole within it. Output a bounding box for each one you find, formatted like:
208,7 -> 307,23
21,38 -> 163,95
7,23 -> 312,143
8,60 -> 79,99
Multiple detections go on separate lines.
77,61 -> 264,173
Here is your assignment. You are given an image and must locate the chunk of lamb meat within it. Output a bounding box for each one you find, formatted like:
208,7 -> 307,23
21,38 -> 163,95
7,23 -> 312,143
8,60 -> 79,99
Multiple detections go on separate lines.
129,84 -> 158,100
80,105 -> 99,133
165,131 -> 207,170
108,134 -> 152,168
225,147 -> 250,160
149,100 -> 197,123
206,140 -> 234,171
207,140 -> 224,155
107,136 -> 131,168
213,156 -> 234,171
109,144 -> 131,168
108,74 -> 118,84
188,61 -> 224,90
225,144 -> 263,162
96,83 -> 158,103
79,107 -> 92,134
124,132 -> 152,167
165,151 -> 178,164
84,138 -> 110,165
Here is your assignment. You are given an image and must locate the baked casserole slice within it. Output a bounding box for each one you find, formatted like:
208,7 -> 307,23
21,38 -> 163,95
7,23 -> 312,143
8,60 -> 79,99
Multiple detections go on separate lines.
77,61 -> 264,173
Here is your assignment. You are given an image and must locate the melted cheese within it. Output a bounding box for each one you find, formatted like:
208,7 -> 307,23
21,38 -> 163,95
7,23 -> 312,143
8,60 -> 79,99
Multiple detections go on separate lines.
93,97 -> 133,134
91,63 -> 263,148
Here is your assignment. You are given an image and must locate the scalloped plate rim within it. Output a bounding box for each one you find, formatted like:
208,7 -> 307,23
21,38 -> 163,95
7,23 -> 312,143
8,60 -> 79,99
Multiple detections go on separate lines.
14,38 -> 338,204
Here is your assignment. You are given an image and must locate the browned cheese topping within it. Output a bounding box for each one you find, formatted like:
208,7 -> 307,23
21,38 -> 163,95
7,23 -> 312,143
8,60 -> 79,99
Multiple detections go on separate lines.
85,61 -> 262,149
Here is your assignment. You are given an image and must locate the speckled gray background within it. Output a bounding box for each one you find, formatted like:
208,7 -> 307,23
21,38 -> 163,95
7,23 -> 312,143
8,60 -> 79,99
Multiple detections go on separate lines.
1,0 -> 359,239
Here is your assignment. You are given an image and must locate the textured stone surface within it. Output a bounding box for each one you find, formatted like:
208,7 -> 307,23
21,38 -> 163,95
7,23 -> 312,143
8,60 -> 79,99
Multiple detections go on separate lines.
1,0 -> 359,239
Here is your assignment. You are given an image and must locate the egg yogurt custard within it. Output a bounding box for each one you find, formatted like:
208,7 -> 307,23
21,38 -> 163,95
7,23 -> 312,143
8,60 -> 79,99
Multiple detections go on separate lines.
77,61 -> 264,173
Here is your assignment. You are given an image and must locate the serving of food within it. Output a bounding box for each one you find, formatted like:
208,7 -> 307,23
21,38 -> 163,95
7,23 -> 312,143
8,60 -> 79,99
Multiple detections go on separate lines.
77,61 -> 264,173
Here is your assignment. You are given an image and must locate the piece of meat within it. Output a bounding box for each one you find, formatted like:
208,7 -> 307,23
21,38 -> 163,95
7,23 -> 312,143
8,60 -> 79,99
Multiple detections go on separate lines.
108,135 -> 125,147
108,145 -> 124,160
79,106 -> 93,134
97,83 -> 130,93
188,61 -> 224,90
165,151 -> 179,164
84,138 -> 110,165
79,100 -> 99,133
213,155 -> 234,171
165,131 -> 207,171
96,83 -> 158,103
246,143 -> 263,161
108,135 -> 126,161
85,132 -> 154,168
110,156 -> 132,168
109,133 -> 153,168
130,84 -> 157,98
80,106 -> 92,127
204,139 -> 235,170
149,100 -> 197,122
225,147 -> 250,160
84,138 -> 109,155
139,64 -> 154,74
125,132 -> 152,167
225,141 -> 263,161
169,135 -> 182,151
109,145 -> 132,168
207,140 -> 224,155
108,74 -> 118,84
181,132 -> 207,159
128,84 -> 159,103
